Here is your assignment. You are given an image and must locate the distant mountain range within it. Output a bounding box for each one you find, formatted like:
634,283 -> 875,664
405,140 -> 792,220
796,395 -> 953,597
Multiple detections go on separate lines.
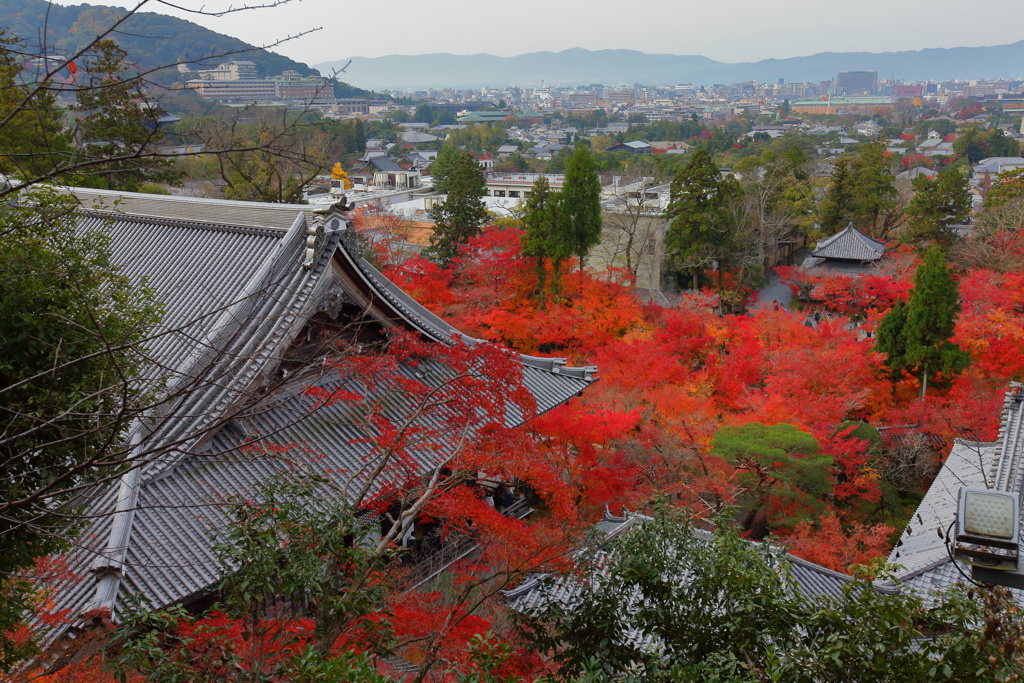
316,43 -> 1024,91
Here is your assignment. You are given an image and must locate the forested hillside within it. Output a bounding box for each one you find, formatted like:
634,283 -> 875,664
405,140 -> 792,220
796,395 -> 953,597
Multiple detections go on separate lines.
0,0 -> 315,83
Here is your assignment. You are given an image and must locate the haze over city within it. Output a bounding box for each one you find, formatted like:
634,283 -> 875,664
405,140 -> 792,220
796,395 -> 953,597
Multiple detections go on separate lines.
52,0 -> 1024,66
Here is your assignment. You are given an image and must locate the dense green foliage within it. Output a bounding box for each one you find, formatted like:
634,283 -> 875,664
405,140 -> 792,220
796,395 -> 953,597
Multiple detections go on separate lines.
445,124 -> 510,154
0,191 -> 159,666
953,127 -> 1020,164
430,145 -> 463,194
817,159 -> 856,234
520,508 -> 1024,682
818,144 -> 897,238
521,176 -> 570,306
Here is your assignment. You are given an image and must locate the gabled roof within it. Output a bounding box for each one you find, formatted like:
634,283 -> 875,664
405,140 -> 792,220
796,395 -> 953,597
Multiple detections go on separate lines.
811,222 -> 885,262
401,131 -> 439,144
43,189 -> 597,638
974,157 -> 1024,175
370,157 -> 405,173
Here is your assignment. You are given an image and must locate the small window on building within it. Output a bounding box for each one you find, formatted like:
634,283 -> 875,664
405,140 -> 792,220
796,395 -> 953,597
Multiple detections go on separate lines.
509,191 -> 520,198
494,190 -> 506,197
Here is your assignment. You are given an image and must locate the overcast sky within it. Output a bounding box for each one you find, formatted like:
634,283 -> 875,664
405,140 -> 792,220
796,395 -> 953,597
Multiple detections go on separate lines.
66,0 -> 1024,69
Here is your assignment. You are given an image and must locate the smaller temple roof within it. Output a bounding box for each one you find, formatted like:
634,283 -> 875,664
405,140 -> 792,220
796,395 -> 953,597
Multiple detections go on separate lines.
811,222 -> 885,262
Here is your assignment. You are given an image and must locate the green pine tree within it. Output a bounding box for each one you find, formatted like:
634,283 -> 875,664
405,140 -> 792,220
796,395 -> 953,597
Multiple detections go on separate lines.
353,118 -> 366,154
848,142 -> 897,237
712,422 -> 832,538
426,152 -> 488,267
875,247 -> 970,398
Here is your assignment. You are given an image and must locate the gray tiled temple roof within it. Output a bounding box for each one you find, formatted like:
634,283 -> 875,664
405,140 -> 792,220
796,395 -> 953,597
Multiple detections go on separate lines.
811,222 -> 885,262
885,385 -> 1024,599
42,189 -> 597,639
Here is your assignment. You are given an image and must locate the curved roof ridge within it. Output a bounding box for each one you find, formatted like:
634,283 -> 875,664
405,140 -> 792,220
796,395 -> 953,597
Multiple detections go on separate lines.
59,187 -> 321,232
78,209 -> 286,238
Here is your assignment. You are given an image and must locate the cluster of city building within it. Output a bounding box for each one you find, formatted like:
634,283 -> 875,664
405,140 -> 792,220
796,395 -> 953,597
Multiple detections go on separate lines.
364,71 -> 1024,123
176,62 -> 1024,123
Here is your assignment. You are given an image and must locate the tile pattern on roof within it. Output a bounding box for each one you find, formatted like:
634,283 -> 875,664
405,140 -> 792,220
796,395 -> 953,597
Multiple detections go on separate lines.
104,353 -> 592,612
889,440 -> 998,576
43,188 -> 598,636
811,223 -> 885,262
85,212 -> 288,379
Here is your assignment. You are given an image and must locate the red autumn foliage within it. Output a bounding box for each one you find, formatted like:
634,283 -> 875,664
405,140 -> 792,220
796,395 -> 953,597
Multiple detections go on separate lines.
24,213 -> 1024,679
786,514 -> 894,574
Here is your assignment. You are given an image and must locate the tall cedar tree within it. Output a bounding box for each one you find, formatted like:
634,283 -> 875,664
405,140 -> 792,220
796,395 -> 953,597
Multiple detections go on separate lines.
664,148 -> 742,292
875,246 -> 970,397
818,158 -> 855,234
556,145 -> 603,284
430,144 -> 461,194
521,176 -> 571,307
902,166 -> 972,249
70,40 -> 178,191
848,142 -> 897,237
427,151 -> 488,266
819,145 -> 897,238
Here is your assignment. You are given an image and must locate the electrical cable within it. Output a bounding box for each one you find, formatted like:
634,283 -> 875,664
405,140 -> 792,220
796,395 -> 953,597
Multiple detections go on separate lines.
944,518 -> 988,589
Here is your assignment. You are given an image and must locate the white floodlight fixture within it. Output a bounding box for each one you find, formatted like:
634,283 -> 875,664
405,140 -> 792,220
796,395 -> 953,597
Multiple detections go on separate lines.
954,487 -> 1020,571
